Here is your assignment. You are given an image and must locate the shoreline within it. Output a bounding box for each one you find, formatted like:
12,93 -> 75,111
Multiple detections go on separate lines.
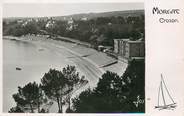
4,35 -> 104,84
3,35 -> 127,76
3,35 -> 127,112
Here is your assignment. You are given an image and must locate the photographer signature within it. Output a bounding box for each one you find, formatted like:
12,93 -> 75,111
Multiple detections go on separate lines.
133,95 -> 145,107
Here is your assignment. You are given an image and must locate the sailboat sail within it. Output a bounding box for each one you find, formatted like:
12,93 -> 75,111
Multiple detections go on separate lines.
155,74 -> 176,110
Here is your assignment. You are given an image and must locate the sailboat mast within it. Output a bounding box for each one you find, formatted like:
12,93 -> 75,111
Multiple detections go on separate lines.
161,80 -> 166,106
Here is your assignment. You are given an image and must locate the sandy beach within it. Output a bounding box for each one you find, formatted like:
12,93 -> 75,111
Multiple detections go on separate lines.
5,35 -> 127,80
3,35 -> 128,112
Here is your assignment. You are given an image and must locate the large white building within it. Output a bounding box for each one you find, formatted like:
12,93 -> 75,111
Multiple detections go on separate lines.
114,38 -> 145,62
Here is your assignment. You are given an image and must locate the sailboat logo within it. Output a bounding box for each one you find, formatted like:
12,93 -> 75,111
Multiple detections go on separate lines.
155,74 -> 177,110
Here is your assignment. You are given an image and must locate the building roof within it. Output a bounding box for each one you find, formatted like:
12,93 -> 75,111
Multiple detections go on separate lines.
114,38 -> 144,43
126,40 -> 144,43
114,38 -> 129,41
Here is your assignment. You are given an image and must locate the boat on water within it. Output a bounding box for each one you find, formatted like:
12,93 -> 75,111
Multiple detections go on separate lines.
38,48 -> 44,51
16,67 -> 22,70
10,39 -> 17,41
155,74 -> 177,110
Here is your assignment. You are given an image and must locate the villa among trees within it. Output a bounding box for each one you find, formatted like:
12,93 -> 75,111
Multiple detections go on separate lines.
3,15 -> 144,47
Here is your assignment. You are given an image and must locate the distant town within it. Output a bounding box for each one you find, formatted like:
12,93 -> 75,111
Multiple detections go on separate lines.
3,10 -> 144,63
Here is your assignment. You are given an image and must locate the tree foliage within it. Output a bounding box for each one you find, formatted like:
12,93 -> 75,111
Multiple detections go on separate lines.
12,82 -> 44,113
3,15 -> 144,47
8,106 -> 24,113
41,66 -> 88,113
10,65 -> 88,113
72,60 -> 145,113
41,69 -> 67,112
62,65 -> 88,112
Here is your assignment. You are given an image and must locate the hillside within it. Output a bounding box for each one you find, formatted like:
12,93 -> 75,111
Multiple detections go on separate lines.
3,9 -> 144,48
52,10 -> 144,21
4,10 -> 144,22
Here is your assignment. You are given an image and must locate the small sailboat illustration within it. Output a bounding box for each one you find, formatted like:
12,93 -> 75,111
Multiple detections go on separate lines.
155,74 -> 177,110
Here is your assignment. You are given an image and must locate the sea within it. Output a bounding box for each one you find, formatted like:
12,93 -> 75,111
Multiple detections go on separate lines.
3,38 -> 75,112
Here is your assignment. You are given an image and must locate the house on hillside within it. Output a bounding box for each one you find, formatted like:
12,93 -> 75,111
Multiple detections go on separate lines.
66,17 -> 77,31
114,38 -> 145,62
45,19 -> 55,28
17,20 -> 23,23
81,17 -> 88,21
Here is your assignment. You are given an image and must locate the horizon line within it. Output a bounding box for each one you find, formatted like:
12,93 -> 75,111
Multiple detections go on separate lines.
3,9 -> 144,19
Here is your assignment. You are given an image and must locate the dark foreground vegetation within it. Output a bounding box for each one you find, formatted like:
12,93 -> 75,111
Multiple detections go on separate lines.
9,65 -> 88,113
71,60 -> 145,113
9,60 -> 145,113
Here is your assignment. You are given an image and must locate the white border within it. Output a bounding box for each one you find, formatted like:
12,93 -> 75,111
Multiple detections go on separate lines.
1,0 -> 184,116
1,1 -> 145,115
3,0 -> 144,3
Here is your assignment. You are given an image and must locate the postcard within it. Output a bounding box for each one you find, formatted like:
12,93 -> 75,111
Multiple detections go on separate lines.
0,0 -> 184,116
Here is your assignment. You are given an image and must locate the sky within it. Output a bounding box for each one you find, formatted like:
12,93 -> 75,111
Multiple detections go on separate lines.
3,3 -> 144,18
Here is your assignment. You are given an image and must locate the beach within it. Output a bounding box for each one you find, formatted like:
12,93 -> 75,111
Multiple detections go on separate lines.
3,35 -> 128,112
